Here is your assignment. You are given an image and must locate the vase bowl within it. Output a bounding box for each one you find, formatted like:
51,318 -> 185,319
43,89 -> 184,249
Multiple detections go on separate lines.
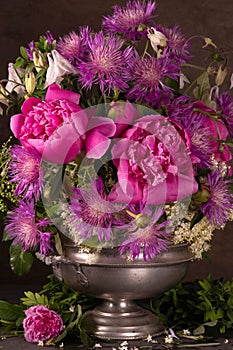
52,239 -> 192,340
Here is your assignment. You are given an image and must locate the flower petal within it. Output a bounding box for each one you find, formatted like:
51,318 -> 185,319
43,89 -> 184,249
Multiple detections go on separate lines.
45,83 -> 80,104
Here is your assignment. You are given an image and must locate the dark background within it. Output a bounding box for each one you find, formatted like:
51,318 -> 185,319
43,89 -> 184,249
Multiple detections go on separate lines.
0,0 -> 232,302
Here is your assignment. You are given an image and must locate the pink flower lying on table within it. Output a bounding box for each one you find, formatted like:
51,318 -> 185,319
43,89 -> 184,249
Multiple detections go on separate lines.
23,305 -> 63,343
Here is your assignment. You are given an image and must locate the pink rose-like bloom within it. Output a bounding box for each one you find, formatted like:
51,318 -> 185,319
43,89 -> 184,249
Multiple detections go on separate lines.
10,84 -> 116,163
10,83 -> 84,163
111,114 -> 198,205
23,305 -> 63,343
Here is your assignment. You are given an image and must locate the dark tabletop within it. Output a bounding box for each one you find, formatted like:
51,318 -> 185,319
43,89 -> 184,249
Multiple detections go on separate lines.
1,332 -> 233,350
1,284 -> 233,350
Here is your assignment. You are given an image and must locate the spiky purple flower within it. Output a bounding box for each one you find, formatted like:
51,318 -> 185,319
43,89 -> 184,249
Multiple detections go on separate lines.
56,27 -> 90,64
25,41 -> 36,60
167,98 -> 231,168
8,145 -> 43,201
43,30 -> 54,45
127,54 -> 180,107
39,232 -> 53,255
119,206 -> 171,260
70,178 -> 126,243
78,31 -> 133,93
156,25 -> 190,63
216,92 -> 233,138
200,168 -> 233,227
5,200 -> 52,253
102,0 -> 157,41
25,31 -> 54,60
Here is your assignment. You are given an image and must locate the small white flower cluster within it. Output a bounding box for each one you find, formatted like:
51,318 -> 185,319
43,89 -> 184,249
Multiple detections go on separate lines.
93,336 -> 158,350
111,340 -> 138,350
210,155 -> 229,177
165,203 -> 214,259
172,214 -> 214,259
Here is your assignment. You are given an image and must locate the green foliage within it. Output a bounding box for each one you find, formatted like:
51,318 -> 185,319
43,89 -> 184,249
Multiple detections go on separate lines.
0,301 -> 24,332
143,275 -> 233,336
0,138 -> 17,218
9,244 -> 34,276
20,291 -> 48,307
0,274 -> 232,345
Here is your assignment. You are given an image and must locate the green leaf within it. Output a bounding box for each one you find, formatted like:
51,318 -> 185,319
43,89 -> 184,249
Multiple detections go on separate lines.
193,324 -> 205,335
9,244 -> 34,276
227,309 -> 233,322
79,329 -> 94,347
204,320 -> 218,327
190,210 -> 204,229
0,301 -> 24,322
2,230 -> 10,241
19,46 -> 28,60
192,71 -> 211,104
54,233 -> 63,256
199,280 -> 211,291
20,292 -> 48,307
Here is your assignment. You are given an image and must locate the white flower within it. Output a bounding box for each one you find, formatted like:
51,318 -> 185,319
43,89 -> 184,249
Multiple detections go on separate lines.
183,329 -> 191,335
69,305 -> 75,312
168,328 -> 179,339
147,27 -> 167,54
37,340 -> 44,346
164,335 -> 173,344
230,73 -> 233,89
5,63 -> 25,97
44,50 -> 77,88
119,341 -> 128,350
145,334 -> 153,342
120,341 -> 128,346
93,343 -> 102,348
179,73 -> 190,89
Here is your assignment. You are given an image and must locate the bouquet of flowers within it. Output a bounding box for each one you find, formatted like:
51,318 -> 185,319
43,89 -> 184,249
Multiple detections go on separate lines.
1,0 -> 233,276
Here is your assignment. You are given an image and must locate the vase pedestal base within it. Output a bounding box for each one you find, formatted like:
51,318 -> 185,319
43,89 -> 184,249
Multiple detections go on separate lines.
82,299 -> 164,340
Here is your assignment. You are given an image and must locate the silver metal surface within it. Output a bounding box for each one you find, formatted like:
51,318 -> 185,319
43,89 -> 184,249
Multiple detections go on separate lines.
52,240 -> 192,340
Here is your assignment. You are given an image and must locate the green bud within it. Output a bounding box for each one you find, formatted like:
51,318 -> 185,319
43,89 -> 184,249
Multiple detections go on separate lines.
135,214 -> 150,228
25,72 -> 36,95
192,186 -> 211,205
215,64 -> 227,86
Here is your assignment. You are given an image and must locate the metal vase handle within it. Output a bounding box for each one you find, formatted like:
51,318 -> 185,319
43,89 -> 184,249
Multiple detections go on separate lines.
51,255 -> 89,288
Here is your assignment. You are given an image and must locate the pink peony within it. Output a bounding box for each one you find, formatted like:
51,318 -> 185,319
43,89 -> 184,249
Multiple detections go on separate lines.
10,83 -> 85,163
23,305 -> 63,343
110,114 -> 198,205
10,84 -> 116,163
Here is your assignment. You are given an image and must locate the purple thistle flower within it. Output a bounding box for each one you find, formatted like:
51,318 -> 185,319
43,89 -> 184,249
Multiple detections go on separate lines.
8,145 -> 43,201
78,31 -> 133,93
119,206 -> 171,260
201,168 -> 233,227
156,25 -> 190,63
25,41 -> 36,60
127,54 -> 180,107
167,98 -> 214,167
56,27 -> 90,64
43,30 -> 54,45
70,178 -> 126,243
5,200 -> 52,252
102,0 -> 157,41
39,231 -> 53,255
216,92 -> 233,138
